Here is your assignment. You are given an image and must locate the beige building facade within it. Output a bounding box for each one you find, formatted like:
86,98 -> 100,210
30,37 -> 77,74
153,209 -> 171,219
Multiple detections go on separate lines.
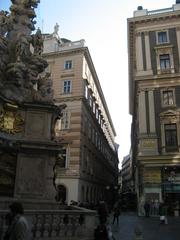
42,32 -> 119,205
128,1 -> 180,215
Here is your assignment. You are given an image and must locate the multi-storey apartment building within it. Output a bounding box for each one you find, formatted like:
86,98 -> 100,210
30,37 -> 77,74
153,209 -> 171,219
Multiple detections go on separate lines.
128,1 -> 180,214
42,28 -> 119,205
121,153 -> 134,192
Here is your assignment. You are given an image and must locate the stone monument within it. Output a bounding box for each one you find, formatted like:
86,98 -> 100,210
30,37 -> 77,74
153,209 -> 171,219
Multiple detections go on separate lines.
0,0 -> 66,209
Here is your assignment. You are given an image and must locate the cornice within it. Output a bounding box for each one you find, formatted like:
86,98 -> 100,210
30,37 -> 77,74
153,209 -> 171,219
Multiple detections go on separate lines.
43,47 -> 86,58
54,96 -> 83,103
128,11 -> 180,25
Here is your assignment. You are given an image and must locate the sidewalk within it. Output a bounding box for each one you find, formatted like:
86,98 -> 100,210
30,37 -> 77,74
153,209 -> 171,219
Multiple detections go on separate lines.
110,212 -> 180,240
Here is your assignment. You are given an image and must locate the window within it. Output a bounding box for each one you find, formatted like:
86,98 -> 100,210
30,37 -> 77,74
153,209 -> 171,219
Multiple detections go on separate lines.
57,149 -> 67,168
155,46 -> 174,75
162,90 -> 175,106
92,101 -> 96,114
157,31 -> 168,44
84,85 -> 88,99
64,60 -> 72,70
96,108 -> 99,120
165,124 -> 178,152
160,54 -> 170,70
63,80 -> 71,94
89,95 -> 92,107
58,111 -> 70,130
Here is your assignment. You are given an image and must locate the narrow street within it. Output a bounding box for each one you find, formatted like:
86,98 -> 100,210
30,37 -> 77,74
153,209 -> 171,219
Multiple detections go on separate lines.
110,212 -> 180,240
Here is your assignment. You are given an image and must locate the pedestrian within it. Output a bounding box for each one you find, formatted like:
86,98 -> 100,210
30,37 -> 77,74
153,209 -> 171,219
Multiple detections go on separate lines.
144,201 -> 150,217
94,222 -> 109,240
150,199 -> 155,216
154,199 -> 159,216
112,206 -> 121,224
3,213 -> 13,240
159,202 -> 168,225
98,201 -> 109,224
4,201 -> 31,240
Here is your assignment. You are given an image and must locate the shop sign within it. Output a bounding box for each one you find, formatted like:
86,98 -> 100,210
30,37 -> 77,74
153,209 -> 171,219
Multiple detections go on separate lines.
143,169 -> 161,183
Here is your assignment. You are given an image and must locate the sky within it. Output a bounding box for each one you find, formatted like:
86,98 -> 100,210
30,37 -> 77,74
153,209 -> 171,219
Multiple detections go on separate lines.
1,0 -> 175,166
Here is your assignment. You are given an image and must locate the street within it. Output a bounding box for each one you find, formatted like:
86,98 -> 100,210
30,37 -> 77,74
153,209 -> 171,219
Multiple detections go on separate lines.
110,212 -> 180,240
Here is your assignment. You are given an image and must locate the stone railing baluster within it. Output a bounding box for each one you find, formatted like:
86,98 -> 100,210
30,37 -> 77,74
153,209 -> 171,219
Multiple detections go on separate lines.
0,207 -> 96,240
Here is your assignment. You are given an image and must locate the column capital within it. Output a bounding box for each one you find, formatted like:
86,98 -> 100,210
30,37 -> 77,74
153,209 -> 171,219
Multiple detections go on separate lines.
135,31 -> 142,37
144,31 -> 149,36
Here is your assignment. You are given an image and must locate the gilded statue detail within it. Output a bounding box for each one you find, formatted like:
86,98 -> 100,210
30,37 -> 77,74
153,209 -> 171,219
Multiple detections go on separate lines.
0,108 -> 24,134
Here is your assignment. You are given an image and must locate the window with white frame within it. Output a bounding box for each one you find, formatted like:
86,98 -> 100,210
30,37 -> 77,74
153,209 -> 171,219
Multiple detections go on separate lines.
89,94 -> 92,107
160,54 -> 170,70
64,60 -> 72,70
157,31 -> 168,44
161,89 -> 175,107
155,46 -> 174,75
63,80 -> 71,94
165,124 -> 178,152
96,107 -> 99,120
160,110 -> 179,154
58,111 -> 70,130
92,101 -> 96,114
84,84 -> 88,99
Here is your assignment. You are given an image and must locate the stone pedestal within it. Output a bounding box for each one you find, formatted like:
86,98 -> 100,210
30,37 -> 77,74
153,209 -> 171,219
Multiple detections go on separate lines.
0,98 -> 62,209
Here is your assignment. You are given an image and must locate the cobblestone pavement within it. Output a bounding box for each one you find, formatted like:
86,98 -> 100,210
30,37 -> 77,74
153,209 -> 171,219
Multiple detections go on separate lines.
110,212 -> 180,240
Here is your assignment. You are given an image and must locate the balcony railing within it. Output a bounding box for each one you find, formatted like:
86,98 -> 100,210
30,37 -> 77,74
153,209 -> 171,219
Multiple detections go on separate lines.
148,7 -> 173,15
0,208 -> 96,240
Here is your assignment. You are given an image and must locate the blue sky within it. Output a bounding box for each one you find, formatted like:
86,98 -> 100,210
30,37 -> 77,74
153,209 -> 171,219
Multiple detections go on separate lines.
1,0 -> 175,165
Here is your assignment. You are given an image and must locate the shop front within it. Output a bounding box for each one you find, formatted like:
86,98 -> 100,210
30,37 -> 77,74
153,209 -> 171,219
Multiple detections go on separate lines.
162,167 -> 180,215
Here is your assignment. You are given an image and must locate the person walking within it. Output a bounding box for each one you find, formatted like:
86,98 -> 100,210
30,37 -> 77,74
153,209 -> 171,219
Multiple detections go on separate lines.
94,222 -> 109,240
144,201 -> 150,217
98,201 -> 109,224
159,202 -> 168,225
112,206 -> 121,224
4,201 -> 31,240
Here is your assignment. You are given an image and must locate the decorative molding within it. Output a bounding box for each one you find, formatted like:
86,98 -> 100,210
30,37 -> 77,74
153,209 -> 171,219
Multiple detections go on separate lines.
0,105 -> 24,134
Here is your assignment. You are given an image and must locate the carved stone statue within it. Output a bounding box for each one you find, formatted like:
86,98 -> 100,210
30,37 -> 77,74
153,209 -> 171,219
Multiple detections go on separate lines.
53,22 -> 59,36
0,0 -> 53,104
32,27 -> 43,55
0,10 -> 9,36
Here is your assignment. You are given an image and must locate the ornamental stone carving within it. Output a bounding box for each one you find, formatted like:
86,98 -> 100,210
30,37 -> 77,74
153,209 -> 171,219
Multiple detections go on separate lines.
0,0 -> 54,104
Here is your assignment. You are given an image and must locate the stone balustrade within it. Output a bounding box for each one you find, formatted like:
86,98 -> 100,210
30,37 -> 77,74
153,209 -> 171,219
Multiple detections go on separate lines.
0,208 -> 96,240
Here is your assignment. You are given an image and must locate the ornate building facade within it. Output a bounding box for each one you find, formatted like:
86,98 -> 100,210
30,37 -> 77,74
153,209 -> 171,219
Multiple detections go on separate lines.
42,30 -> 119,205
128,1 -> 180,214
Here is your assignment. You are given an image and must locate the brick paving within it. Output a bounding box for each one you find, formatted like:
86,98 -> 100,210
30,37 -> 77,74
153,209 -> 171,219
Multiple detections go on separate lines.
109,212 -> 180,240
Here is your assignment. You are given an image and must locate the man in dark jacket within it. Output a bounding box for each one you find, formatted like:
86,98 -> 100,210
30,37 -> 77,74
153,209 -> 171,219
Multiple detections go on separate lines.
94,223 -> 109,240
144,201 -> 150,217
4,201 -> 31,240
